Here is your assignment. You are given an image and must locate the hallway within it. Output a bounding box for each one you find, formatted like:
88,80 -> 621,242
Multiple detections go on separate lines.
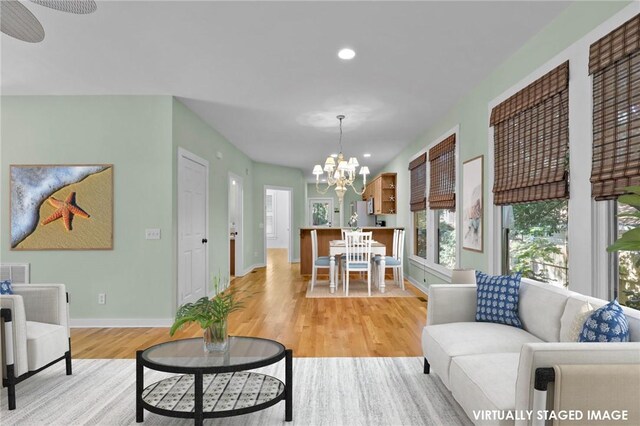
71,249 -> 427,358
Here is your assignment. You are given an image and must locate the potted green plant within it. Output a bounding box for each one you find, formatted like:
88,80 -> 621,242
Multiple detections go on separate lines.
607,186 -> 640,309
169,275 -> 245,352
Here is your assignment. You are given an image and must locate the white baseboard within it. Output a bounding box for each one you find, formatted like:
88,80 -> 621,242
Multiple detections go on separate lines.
406,276 -> 429,296
291,258 -> 300,263
70,318 -> 173,328
239,263 -> 266,277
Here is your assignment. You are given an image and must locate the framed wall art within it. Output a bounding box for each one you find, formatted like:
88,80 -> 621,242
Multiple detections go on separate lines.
10,164 -> 113,250
307,198 -> 333,227
462,156 -> 483,253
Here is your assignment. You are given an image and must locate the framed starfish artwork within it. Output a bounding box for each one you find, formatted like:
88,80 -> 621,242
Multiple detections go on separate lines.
10,164 -> 113,250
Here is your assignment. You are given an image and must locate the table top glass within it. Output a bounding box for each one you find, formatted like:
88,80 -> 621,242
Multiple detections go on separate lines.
141,336 -> 285,370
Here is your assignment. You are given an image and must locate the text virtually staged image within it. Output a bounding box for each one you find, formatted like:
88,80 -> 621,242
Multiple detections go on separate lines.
1,0 -> 640,425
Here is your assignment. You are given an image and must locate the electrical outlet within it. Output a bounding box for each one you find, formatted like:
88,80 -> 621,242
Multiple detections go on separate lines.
145,228 -> 161,240
254,251 -> 258,257
98,293 -> 106,305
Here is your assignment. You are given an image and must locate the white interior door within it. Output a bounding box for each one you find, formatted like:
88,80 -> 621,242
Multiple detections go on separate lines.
178,149 -> 209,306
229,173 -> 243,278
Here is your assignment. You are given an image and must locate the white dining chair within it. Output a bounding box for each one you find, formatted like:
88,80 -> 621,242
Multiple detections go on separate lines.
341,231 -> 373,296
311,229 -> 333,291
375,229 -> 405,290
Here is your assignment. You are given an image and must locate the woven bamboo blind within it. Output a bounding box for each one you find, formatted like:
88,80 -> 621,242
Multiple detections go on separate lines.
589,14 -> 640,200
428,134 -> 456,210
409,153 -> 427,212
490,61 -> 570,205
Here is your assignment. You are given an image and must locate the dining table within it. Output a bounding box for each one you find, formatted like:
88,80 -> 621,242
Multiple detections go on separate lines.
328,240 -> 387,294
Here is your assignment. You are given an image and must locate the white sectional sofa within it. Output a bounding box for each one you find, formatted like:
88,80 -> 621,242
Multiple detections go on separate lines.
422,280 -> 640,425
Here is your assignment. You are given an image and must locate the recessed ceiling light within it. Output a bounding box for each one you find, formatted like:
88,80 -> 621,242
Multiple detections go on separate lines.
338,48 -> 356,60
363,153 -> 371,158
331,153 -> 338,158
231,180 -> 236,185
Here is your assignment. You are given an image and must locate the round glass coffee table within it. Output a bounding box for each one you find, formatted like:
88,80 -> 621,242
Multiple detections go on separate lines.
136,336 -> 292,425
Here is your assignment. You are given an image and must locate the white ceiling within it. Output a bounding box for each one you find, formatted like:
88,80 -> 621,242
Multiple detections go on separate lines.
2,1 -> 571,179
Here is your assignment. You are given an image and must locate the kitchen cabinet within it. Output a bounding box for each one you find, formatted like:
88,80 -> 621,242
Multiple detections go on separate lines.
362,173 -> 396,215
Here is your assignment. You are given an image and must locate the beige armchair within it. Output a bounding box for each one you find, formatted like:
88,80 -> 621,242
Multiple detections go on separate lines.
1,284 -> 71,410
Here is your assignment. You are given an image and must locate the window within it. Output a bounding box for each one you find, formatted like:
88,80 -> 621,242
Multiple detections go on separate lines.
436,209 -> 456,268
502,201 -> 568,286
429,133 -> 456,269
409,152 -> 427,258
414,210 -> 427,259
428,133 -> 457,269
589,17 -> 640,199
588,15 -> 640,307
615,201 -> 640,309
265,193 -> 275,238
490,62 -> 570,285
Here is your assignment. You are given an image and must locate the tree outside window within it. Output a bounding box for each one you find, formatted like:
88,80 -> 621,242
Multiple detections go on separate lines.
414,210 -> 427,258
436,210 -> 456,268
615,201 -> 640,310
503,200 -> 568,287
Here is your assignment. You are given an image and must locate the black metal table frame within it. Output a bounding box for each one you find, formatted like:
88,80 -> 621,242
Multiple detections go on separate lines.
136,337 -> 293,425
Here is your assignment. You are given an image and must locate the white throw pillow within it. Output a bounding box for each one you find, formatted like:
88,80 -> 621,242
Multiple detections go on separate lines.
560,302 -> 594,342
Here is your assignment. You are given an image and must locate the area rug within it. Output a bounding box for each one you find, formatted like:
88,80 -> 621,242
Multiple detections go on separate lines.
1,357 -> 471,425
306,279 -> 416,298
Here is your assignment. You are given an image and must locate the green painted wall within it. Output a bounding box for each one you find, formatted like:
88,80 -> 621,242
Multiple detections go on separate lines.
171,99 -> 255,282
1,96 -> 175,320
253,162 -> 306,262
0,96 -> 309,321
381,1 -> 631,290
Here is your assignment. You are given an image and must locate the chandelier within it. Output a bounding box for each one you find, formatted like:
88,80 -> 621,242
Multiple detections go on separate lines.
312,115 -> 370,206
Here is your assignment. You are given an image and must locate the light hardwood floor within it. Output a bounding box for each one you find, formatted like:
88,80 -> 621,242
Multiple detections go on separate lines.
71,249 -> 427,358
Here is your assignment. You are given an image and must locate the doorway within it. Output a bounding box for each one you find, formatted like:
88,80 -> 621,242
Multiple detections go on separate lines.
264,186 -> 292,264
228,173 -> 243,280
177,148 -> 209,306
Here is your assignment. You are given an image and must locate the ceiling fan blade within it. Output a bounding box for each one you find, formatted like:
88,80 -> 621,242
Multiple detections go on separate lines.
1,1 -> 45,43
30,0 -> 97,14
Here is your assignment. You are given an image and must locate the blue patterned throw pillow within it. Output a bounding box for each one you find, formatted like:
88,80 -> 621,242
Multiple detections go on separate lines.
0,280 -> 13,295
578,300 -> 629,343
475,271 -> 523,328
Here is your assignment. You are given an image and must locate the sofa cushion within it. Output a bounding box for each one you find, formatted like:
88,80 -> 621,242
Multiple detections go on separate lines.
422,322 -> 542,389
0,279 -> 13,294
475,271 -> 523,328
561,293 -> 640,342
450,353 -> 520,425
26,321 -> 68,371
519,280 -> 569,342
561,297 -> 594,341
579,300 -> 630,342
560,301 -> 594,342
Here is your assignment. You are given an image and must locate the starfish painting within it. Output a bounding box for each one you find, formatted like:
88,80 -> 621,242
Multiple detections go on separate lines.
40,192 -> 90,231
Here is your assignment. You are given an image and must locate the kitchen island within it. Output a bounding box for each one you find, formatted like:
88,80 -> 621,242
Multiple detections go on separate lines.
299,227 -> 403,275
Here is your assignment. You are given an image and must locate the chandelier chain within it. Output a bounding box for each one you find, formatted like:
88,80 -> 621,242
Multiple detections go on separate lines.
338,115 -> 343,154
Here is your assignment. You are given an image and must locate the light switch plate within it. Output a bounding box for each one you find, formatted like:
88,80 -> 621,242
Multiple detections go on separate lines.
145,228 -> 161,240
